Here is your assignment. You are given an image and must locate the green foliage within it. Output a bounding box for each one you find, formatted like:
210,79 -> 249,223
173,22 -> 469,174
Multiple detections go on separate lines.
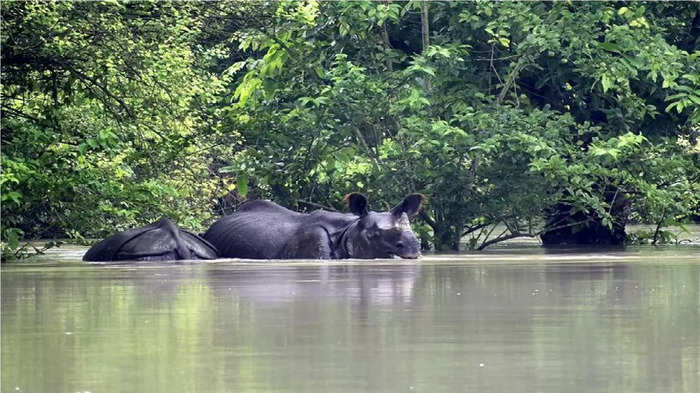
626,228 -> 678,245
217,1 -> 698,250
2,1 -> 698,254
1,1 -> 229,258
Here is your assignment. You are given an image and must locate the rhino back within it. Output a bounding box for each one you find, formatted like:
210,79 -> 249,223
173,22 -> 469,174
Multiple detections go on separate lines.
204,211 -> 301,258
84,218 -> 218,261
83,222 -> 158,261
203,205 -> 358,259
237,200 -> 302,215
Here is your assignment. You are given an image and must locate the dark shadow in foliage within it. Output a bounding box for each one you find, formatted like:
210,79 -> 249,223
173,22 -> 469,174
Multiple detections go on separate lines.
541,187 -> 630,246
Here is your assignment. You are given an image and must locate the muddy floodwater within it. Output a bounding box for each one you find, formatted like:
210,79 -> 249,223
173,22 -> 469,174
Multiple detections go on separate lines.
2,246 -> 699,393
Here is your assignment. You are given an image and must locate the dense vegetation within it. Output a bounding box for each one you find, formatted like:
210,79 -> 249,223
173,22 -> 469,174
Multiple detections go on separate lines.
2,1 -> 698,259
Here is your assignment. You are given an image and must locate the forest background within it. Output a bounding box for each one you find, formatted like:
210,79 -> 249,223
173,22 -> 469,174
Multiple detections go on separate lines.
2,1 -> 698,259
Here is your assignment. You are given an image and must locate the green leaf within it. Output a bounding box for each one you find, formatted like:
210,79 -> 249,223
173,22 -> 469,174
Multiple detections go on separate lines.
601,75 -> 612,93
3,228 -> 22,251
665,102 -> 679,113
598,42 -> 623,54
1,191 -> 23,205
237,174 -> 249,197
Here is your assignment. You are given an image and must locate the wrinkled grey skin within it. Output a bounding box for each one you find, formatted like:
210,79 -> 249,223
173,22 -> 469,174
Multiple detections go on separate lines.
204,193 -> 425,259
83,217 -> 218,261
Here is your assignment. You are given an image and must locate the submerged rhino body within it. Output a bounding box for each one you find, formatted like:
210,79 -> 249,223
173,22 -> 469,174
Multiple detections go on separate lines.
83,217 -> 218,262
204,193 -> 425,260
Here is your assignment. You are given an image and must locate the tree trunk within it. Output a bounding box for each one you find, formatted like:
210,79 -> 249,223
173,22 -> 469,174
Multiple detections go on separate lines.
433,221 -> 461,251
420,1 -> 431,91
381,0 -> 393,72
420,1 -> 430,51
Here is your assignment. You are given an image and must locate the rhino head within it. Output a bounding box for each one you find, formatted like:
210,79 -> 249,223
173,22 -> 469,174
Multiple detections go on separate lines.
340,193 -> 425,259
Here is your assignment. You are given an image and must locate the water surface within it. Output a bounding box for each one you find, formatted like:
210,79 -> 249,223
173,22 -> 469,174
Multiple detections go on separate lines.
2,247 -> 699,393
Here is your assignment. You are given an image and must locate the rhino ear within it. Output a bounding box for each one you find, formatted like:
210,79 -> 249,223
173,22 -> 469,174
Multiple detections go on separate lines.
391,194 -> 425,218
344,193 -> 368,216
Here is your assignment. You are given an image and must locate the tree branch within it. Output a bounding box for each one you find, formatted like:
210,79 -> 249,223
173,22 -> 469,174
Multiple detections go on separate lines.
67,66 -> 135,120
461,222 -> 489,237
1,105 -> 42,123
419,210 -> 436,230
536,217 -> 593,236
477,232 -> 536,250
474,217 -> 596,250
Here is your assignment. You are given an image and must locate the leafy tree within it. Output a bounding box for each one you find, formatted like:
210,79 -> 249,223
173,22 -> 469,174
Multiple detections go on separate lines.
1,1 -> 227,258
221,1 -> 698,250
2,1 -> 698,258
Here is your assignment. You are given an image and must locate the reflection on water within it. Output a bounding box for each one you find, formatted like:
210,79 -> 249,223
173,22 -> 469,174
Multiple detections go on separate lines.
2,249 -> 699,393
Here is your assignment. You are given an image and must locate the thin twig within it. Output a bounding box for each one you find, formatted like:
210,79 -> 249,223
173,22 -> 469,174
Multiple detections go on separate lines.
477,232 -> 536,250
419,210 -> 436,230
461,222 -> 489,237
